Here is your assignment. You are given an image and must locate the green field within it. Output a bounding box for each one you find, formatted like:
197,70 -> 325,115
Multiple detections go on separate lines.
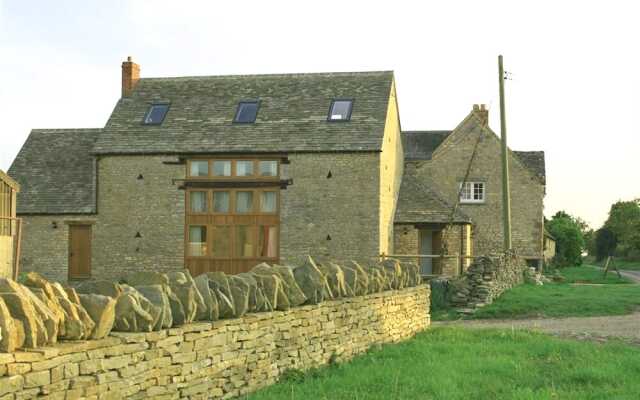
433,266 -> 640,321
249,327 -> 640,400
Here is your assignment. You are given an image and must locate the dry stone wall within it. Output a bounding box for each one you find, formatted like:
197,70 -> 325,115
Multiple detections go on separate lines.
0,257 -> 429,399
0,287 -> 428,400
448,251 -> 526,309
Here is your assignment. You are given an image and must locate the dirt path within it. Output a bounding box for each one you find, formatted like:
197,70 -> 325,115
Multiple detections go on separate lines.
619,269 -> 640,283
433,267 -> 640,345
434,312 -> 640,345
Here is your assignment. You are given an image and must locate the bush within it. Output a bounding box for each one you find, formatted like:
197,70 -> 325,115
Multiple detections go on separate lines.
546,211 -> 585,267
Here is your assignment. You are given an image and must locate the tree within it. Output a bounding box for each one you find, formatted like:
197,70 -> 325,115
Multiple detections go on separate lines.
545,211 -> 586,266
595,227 -> 617,261
604,199 -> 640,259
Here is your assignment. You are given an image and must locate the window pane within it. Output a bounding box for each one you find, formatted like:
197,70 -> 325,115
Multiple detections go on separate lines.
236,226 -> 255,257
236,191 -> 254,213
329,100 -> 352,121
236,161 -> 254,176
460,182 -> 472,201
144,104 -> 169,124
189,191 -> 207,213
259,161 -> 278,177
212,161 -> 231,177
260,191 -> 277,213
211,226 -> 231,257
258,226 -> 278,258
474,183 -> 484,201
188,226 -> 207,256
190,161 -> 209,177
234,102 -> 258,123
213,191 -> 230,213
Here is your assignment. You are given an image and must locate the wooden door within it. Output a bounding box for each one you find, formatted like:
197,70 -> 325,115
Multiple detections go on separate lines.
69,225 -> 92,279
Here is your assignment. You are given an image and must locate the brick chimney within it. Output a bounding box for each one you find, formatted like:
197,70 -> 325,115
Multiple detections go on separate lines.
473,104 -> 488,126
121,56 -> 140,98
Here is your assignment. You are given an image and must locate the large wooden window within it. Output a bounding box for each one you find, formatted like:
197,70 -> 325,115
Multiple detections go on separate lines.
185,157 -> 281,275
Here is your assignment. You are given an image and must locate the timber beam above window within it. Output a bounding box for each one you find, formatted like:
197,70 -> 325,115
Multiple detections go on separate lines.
162,155 -> 290,166
177,179 -> 293,190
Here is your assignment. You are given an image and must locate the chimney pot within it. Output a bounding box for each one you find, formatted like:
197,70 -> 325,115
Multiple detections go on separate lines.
121,57 -> 140,98
473,104 -> 480,111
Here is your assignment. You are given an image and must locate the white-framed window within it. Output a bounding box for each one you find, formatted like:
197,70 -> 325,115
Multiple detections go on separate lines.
459,181 -> 485,203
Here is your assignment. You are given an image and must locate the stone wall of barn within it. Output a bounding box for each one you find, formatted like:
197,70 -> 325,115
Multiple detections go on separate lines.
18,156 -> 185,283
279,152 -> 382,266
0,285 -> 429,399
18,152 -> 388,282
18,216 -> 98,283
95,155 -> 185,280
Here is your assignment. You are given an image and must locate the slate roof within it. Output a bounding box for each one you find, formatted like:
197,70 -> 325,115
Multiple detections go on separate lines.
395,172 -> 471,224
93,71 -> 395,155
8,129 -> 100,214
513,151 -> 546,184
401,130 -> 546,183
401,131 -> 452,160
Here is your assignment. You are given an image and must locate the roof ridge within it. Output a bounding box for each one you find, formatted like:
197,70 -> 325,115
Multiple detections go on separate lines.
31,128 -> 102,133
139,70 -> 394,81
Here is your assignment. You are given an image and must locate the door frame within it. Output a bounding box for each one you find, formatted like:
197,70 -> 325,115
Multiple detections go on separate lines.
418,229 -> 433,274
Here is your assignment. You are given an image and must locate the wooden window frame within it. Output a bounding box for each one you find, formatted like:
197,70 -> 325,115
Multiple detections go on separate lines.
185,188 -> 280,262
187,225 -> 209,258
185,158 -> 281,270
186,157 -> 280,181
187,190 -> 210,214
211,189 -> 231,215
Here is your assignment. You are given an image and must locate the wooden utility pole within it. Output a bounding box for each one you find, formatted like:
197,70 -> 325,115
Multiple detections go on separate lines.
498,55 -> 512,251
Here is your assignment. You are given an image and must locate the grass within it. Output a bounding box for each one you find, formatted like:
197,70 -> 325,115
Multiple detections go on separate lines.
249,327 -> 640,400
559,265 -> 633,284
432,266 -> 640,321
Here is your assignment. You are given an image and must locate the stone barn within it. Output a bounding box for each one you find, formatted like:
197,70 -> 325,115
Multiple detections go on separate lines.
9,58 -> 403,283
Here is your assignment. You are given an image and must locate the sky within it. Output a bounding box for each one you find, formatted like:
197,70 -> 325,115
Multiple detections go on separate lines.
0,0 -> 638,229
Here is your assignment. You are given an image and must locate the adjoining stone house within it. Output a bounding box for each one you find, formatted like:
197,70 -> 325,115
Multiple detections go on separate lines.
0,169 -> 20,278
9,58 -> 403,283
395,105 -> 546,275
